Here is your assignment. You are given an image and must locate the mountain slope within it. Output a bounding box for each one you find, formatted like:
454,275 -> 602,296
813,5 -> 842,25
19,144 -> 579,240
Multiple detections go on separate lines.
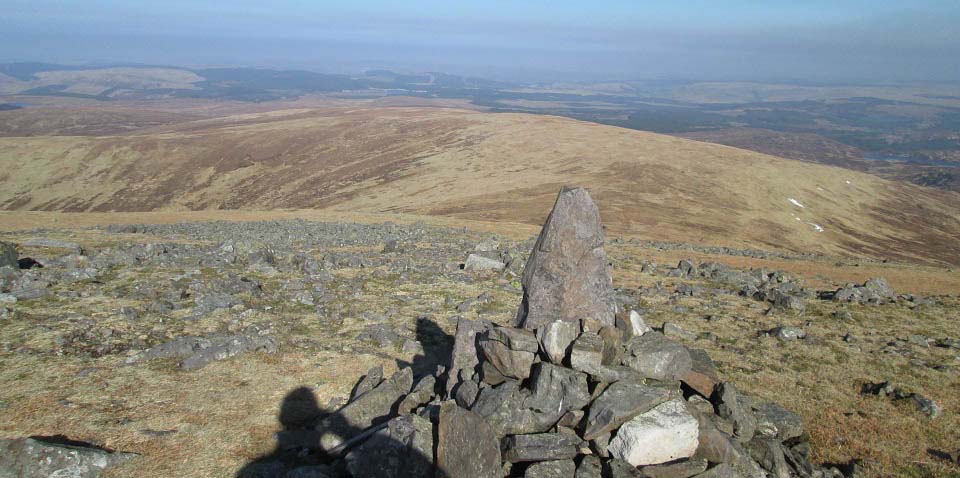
1,106 -> 958,264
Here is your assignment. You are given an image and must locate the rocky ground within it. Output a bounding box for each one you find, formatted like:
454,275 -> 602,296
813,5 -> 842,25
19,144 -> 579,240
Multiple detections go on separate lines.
0,213 -> 957,477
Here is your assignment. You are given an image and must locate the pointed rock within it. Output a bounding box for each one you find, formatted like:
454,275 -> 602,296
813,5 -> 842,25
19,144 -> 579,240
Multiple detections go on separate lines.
515,187 -> 617,330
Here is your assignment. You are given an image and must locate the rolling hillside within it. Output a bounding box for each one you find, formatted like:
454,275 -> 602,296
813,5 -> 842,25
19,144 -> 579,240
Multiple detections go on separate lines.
1,106 -> 959,264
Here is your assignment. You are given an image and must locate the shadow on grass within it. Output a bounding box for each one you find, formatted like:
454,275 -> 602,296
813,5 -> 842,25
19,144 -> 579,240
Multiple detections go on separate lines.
237,316 -> 452,477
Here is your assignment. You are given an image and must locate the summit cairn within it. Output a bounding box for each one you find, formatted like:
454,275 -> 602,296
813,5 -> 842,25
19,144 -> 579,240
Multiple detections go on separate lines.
305,186 -> 825,478
515,186 -> 617,330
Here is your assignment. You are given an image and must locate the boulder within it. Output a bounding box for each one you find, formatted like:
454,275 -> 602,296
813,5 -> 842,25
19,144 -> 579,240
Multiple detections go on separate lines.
464,254 -> 506,272
345,414 -> 434,478
623,332 -> 693,381
472,381 -> 557,437
607,398 -> 700,466
317,367 -> 413,452
515,187 -> 617,330
582,380 -> 674,440
537,320 -> 580,364
745,439 -> 790,478
436,402 -> 501,478
480,327 -> 538,380
502,433 -> 582,463
0,437 -> 136,478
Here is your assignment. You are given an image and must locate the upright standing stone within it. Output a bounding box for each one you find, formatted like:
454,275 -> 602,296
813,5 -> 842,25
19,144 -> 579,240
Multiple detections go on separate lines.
0,242 -> 17,269
515,187 -> 617,330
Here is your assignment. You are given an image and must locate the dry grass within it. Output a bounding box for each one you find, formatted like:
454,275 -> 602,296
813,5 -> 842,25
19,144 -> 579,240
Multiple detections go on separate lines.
0,105 -> 957,265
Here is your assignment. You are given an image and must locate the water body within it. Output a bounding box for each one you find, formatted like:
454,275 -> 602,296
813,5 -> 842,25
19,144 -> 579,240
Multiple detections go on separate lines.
863,153 -> 958,168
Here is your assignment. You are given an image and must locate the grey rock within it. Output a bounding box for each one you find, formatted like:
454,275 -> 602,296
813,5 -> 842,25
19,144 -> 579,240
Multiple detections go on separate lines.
681,349 -> 720,398
607,398 -> 700,466
515,187 -> 616,330
582,380 -> 675,440
638,458 -> 709,478
472,381 -> 556,437
575,455 -> 603,478
623,332 -> 693,381
317,367 -> 413,452
693,463 -> 744,478
616,310 -> 652,338
769,326 -> 805,342
350,365 -> 384,401
525,459 -> 577,477
502,433 -> 581,463
713,382 -> 757,443
0,437 -> 136,478
751,401 -> 803,441
454,379 -> 480,409
464,254 -> 506,272
446,317 -> 488,397
398,374 -> 436,414
345,414 -> 434,478
570,332 -> 605,374
21,237 -> 83,253
436,402 -> 501,478
526,362 -> 591,418
605,459 -> 644,477
480,326 -> 538,380
746,439 -> 791,478
537,320 -> 580,364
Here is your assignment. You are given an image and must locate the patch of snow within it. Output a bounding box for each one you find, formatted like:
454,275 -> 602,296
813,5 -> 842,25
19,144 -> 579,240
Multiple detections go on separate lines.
807,223 -> 824,232
845,180 -> 852,185
817,187 -> 824,192
788,198 -> 806,208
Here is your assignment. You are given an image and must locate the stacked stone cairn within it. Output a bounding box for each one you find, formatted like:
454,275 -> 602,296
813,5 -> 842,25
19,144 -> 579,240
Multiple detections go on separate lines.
313,187 -> 826,478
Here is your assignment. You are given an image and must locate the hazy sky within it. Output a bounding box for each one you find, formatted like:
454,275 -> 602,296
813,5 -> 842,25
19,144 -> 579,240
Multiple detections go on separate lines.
3,0 -> 960,83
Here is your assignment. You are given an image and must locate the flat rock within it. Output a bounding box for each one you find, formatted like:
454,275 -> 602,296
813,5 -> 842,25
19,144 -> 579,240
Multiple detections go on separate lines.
638,458 -> 708,478
436,402 -> 501,478
464,254 -> 506,272
515,187 -> 616,330
502,433 -> 581,463
607,398 -> 700,466
0,437 -> 136,478
582,380 -> 674,440
623,332 -> 693,381
350,365 -> 384,401
751,401 -> 803,441
525,459 -> 577,478
345,414 -> 434,478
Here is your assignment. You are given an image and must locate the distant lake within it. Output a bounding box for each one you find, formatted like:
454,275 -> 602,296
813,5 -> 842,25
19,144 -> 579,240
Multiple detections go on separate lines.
863,154 -> 958,167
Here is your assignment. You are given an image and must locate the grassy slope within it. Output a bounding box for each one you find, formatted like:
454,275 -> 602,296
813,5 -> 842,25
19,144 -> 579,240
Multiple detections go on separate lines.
0,106 -> 958,264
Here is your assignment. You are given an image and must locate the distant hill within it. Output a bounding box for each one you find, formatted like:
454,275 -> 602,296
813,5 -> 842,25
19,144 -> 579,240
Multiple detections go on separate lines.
0,105 -> 957,265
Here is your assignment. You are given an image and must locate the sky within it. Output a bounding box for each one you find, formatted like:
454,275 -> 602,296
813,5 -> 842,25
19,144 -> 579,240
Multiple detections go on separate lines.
3,0 -> 960,83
